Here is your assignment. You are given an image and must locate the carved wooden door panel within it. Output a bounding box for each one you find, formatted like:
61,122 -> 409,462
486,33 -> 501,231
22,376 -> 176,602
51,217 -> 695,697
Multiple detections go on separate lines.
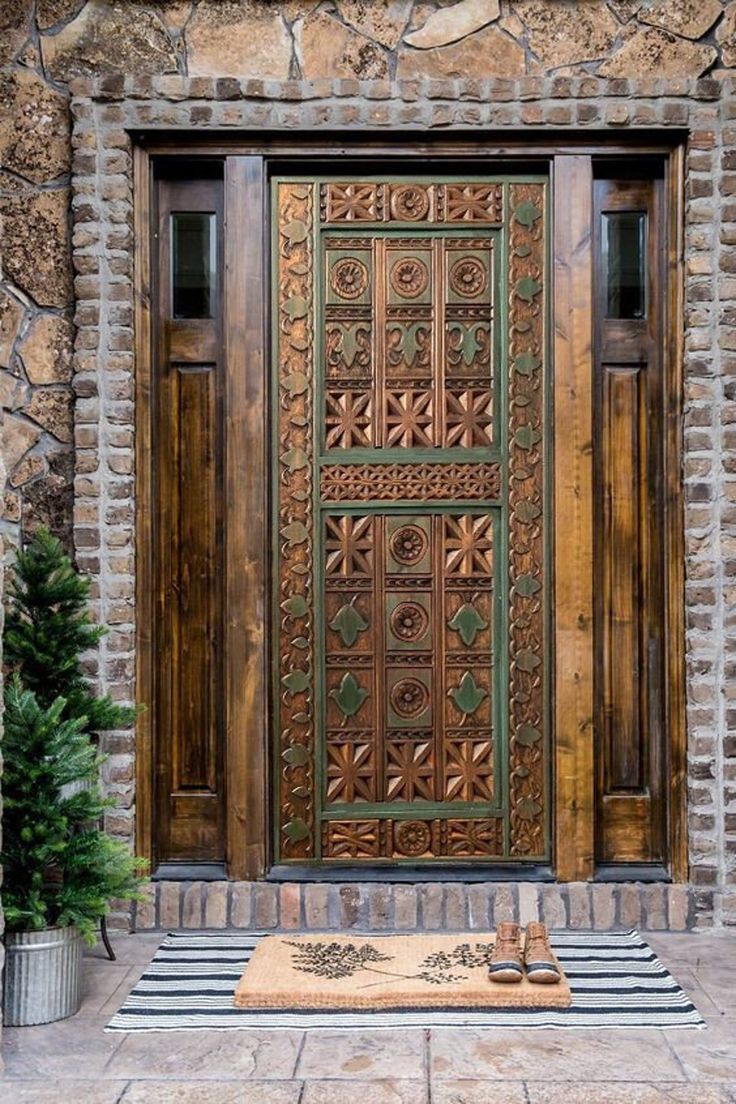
273,176 -> 549,865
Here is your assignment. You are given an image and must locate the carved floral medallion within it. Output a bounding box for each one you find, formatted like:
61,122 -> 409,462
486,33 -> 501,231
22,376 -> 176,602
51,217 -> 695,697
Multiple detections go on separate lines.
390,257 -> 429,299
330,256 -> 369,300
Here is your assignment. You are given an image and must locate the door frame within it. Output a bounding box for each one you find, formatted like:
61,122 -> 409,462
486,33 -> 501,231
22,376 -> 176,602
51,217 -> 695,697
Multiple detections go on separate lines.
133,133 -> 686,882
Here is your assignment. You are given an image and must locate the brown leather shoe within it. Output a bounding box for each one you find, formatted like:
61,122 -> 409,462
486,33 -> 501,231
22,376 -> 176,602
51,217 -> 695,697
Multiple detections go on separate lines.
523,922 -> 560,984
488,921 -> 523,983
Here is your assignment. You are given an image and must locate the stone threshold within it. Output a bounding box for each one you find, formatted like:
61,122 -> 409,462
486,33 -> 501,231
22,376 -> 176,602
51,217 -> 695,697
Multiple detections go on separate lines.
132,880 -> 701,933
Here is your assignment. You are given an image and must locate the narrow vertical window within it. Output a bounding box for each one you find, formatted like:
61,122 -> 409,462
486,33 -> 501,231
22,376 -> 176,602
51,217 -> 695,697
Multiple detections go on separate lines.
602,211 -> 646,320
171,211 -> 215,318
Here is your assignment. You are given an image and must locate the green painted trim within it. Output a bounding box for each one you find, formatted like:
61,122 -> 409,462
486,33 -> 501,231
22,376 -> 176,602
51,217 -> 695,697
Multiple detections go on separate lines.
313,185 -> 325,860
318,449 -> 505,463
275,857 -> 544,867
495,187 -> 510,856
322,804 -> 505,819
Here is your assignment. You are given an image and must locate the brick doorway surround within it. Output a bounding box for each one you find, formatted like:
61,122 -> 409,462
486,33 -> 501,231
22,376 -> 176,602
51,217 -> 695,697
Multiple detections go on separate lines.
68,74 -> 736,929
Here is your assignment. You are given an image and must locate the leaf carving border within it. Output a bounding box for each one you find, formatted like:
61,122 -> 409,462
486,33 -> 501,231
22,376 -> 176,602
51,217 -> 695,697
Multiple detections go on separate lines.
507,182 -> 547,859
276,182 -> 316,859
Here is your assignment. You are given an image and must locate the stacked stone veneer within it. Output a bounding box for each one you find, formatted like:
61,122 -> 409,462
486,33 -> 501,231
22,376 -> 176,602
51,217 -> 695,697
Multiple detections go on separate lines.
1,2 -> 736,932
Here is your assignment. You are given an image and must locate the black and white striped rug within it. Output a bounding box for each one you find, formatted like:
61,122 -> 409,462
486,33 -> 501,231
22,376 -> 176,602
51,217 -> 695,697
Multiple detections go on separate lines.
106,929 -> 704,1031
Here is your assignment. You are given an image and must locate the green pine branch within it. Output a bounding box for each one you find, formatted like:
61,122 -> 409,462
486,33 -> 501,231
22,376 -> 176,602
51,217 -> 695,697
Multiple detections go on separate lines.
5,526 -> 137,730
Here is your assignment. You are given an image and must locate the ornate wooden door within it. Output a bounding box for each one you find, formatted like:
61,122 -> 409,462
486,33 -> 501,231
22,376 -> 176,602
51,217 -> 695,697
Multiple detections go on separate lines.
273,176 -> 549,866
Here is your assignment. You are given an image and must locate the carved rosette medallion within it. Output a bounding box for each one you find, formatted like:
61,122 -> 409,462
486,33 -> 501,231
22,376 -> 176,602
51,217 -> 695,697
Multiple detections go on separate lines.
390,677 -> 430,718
390,602 -> 430,643
389,524 -> 429,565
390,184 -> 431,221
449,257 -> 487,298
330,256 -> 369,300
277,182 -> 316,859
390,257 -> 429,299
394,820 -> 432,856
507,182 -> 546,858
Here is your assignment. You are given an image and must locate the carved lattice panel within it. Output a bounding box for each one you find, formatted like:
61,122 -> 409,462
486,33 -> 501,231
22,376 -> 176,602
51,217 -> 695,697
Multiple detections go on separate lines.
274,177 -> 548,864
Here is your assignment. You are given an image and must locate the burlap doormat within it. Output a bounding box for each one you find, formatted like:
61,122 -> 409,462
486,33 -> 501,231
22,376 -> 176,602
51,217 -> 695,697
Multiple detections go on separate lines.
233,932 -> 571,1011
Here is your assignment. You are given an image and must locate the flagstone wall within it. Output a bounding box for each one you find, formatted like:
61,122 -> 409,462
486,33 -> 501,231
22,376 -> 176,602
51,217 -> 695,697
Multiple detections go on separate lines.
1,2 -> 736,929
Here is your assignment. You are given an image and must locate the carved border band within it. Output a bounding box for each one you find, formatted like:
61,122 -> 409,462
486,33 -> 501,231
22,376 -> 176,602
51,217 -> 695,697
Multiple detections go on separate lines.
320,182 -> 504,225
322,817 -> 503,860
320,461 -> 502,503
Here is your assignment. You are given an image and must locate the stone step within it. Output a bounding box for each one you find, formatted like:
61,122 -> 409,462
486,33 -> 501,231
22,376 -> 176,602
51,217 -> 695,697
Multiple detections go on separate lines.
131,880 -> 703,933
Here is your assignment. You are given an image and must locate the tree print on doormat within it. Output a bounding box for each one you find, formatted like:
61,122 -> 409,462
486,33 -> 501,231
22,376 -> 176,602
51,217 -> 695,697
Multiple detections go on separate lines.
284,939 -> 495,987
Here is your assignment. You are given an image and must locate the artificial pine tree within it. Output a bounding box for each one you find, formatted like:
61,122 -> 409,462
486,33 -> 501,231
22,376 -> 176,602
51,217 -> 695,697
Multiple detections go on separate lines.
1,678 -> 145,941
2,528 -> 146,941
4,526 -> 135,732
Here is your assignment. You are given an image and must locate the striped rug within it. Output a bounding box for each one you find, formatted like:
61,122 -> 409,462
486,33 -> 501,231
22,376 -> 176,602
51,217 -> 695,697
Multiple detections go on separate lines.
106,929 -> 705,1031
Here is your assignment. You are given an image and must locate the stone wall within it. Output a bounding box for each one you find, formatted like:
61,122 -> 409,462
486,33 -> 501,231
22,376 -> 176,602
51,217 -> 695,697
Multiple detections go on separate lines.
1,1 -> 736,928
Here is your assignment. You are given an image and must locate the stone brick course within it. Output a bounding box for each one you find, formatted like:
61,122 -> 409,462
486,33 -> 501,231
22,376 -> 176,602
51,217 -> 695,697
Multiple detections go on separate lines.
132,879 -> 699,933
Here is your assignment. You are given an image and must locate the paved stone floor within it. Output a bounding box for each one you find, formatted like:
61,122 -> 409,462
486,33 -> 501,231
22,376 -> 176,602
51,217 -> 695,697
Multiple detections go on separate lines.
1,930 -> 735,1102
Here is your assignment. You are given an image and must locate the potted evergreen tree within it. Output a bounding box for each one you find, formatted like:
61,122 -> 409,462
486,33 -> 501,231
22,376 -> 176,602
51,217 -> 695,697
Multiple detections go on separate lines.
2,528 -> 146,1025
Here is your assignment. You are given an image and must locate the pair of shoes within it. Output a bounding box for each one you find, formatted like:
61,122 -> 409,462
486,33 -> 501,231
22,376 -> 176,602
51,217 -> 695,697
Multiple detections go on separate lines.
488,921 -> 560,985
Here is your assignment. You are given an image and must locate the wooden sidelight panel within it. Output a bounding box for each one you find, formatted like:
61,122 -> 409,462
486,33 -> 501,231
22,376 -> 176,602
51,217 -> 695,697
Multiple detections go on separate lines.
593,175 -> 667,867
273,176 -> 550,866
152,171 -> 226,868
553,156 -> 595,882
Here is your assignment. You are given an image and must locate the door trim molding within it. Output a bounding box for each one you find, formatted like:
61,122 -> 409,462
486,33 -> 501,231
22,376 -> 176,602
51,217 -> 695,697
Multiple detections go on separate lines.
223,156 -> 268,879
134,143 -> 154,869
134,134 -> 686,882
552,155 -> 595,881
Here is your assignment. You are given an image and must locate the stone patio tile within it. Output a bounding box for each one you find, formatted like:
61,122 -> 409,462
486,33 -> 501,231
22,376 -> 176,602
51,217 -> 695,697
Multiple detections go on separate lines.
688,968 -> 736,1013
665,1015 -> 736,1081
0,1082 -> 128,1104
297,1029 -> 426,1080
670,967 -> 722,1017
77,960 -> 139,1015
429,1028 -> 684,1081
2,1019 -> 126,1080
647,933 -> 734,967
98,966 -> 145,1018
431,1081 -> 527,1103
525,1084 -> 734,1103
301,1080 -> 428,1103
121,1081 -> 303,1103
107,1029 -> 303,1080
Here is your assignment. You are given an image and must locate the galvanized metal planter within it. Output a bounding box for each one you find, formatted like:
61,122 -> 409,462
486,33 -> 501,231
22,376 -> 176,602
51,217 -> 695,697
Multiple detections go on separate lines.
3,925 -> 83,1026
